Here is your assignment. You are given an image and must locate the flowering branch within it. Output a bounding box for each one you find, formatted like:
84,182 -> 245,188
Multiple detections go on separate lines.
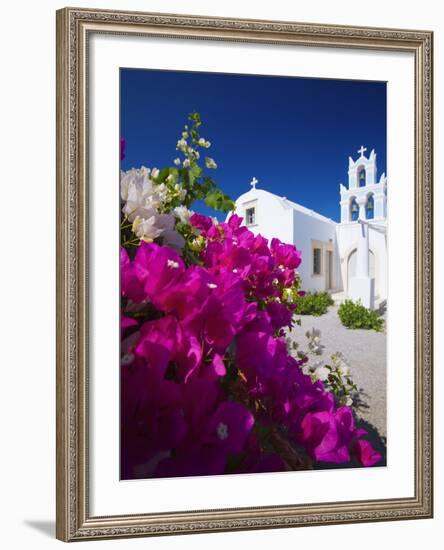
120,112 -> 234,255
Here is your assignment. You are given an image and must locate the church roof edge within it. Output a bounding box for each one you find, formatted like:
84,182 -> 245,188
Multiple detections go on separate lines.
235,187 -> 336,225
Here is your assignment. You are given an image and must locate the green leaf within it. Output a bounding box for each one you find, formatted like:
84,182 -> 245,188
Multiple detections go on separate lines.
203,176 -> 216,188
178,167 -> 188,180
220,199 -> 235,213
154,167 -> 170,183
189,163 -> 202,179
204,189 -> 223,209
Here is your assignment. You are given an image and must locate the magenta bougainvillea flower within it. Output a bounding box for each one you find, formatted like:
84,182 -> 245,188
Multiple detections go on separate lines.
351,438 -> 383,467
120,212 -> 382,479
270,237 -> 302,270
120,137 -> 126,161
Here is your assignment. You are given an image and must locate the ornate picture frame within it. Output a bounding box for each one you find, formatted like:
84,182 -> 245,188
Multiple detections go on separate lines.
56,7 -> 433,541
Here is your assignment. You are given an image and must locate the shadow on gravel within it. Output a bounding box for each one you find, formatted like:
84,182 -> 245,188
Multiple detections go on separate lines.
353,387 -> 371,413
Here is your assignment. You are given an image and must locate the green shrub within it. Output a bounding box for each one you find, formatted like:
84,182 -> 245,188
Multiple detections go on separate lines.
296,291 -> 334,316
338,299 -> 384,332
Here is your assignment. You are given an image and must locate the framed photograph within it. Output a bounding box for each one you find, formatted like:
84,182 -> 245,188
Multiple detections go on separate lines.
56,7 -> 433,541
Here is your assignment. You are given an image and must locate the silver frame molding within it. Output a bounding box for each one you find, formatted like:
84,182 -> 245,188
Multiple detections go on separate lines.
56,7 -> 433,542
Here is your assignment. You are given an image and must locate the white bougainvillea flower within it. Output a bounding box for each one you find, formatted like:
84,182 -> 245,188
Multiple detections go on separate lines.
132,214 -> 168,241
173,158 -> 181,166
198,138 -> 211,148
120,166 -> 151,202
155,183 -> 169,203
313,364 -> 330,382
120,168 -> 159,221
132,212 -> 185,250
187,146 -> 199,159
173,205 -> 193,224
205,157 -> 217,169
331,351 -> 351,377
174,184 -> 187,201
120,167 -> 174,222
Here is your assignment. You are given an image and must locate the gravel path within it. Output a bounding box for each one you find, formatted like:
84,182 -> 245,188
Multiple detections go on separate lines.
288,305 -> 387,441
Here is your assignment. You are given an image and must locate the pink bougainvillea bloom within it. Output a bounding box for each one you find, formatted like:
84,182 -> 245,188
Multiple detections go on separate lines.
204,239 -> 253,278
120,358 -> 188,479
249,234 -> 270,256
352,439 -> 382,466
190,212 -> 213,233
154,398 -> 254,478
298,404 -> 382,466
133,242 -> 185,308
152,264 -> 212,319
120,137 -> 126,161
208,353 -> 226,378
206,401 -> 255,454
120,247 -> 145,303
270,238 -> 302,270
174,331 -> 203,383
121,315 -> 138,336
135,315 -> 183,376
184,294 -> 236,352
299,410 -> 351,463
241,309 -> 273,335
236,330 -> 288,381
226,213 -> 243,231
266,301 -> 294,331
120,206 -> 382,478
236,433 -> 286,474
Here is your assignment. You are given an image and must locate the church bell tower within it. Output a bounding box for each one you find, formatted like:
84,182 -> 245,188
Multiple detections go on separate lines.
339,146 -> 387,224
337,146 -> 387,310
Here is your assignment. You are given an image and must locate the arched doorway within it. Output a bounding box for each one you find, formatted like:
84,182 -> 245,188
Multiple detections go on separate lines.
347,248 -> 376,294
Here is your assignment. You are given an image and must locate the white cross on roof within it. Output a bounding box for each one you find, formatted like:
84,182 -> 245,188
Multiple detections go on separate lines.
250,177 -> 258,189
357,145 -> 367,157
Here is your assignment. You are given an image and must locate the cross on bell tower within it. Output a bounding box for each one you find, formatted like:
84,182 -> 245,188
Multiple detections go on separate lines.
357,145 -> 367,157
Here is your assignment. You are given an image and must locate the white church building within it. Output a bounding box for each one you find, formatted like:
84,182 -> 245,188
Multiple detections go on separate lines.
232,146 -> 387,309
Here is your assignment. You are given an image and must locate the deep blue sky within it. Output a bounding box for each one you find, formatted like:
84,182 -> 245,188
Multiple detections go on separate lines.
120,69 -> 386,221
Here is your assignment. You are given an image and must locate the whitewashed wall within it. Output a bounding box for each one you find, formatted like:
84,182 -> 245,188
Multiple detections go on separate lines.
233,188 -> 294,245
292,209 -> 337,292
336,223 -> 387,301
